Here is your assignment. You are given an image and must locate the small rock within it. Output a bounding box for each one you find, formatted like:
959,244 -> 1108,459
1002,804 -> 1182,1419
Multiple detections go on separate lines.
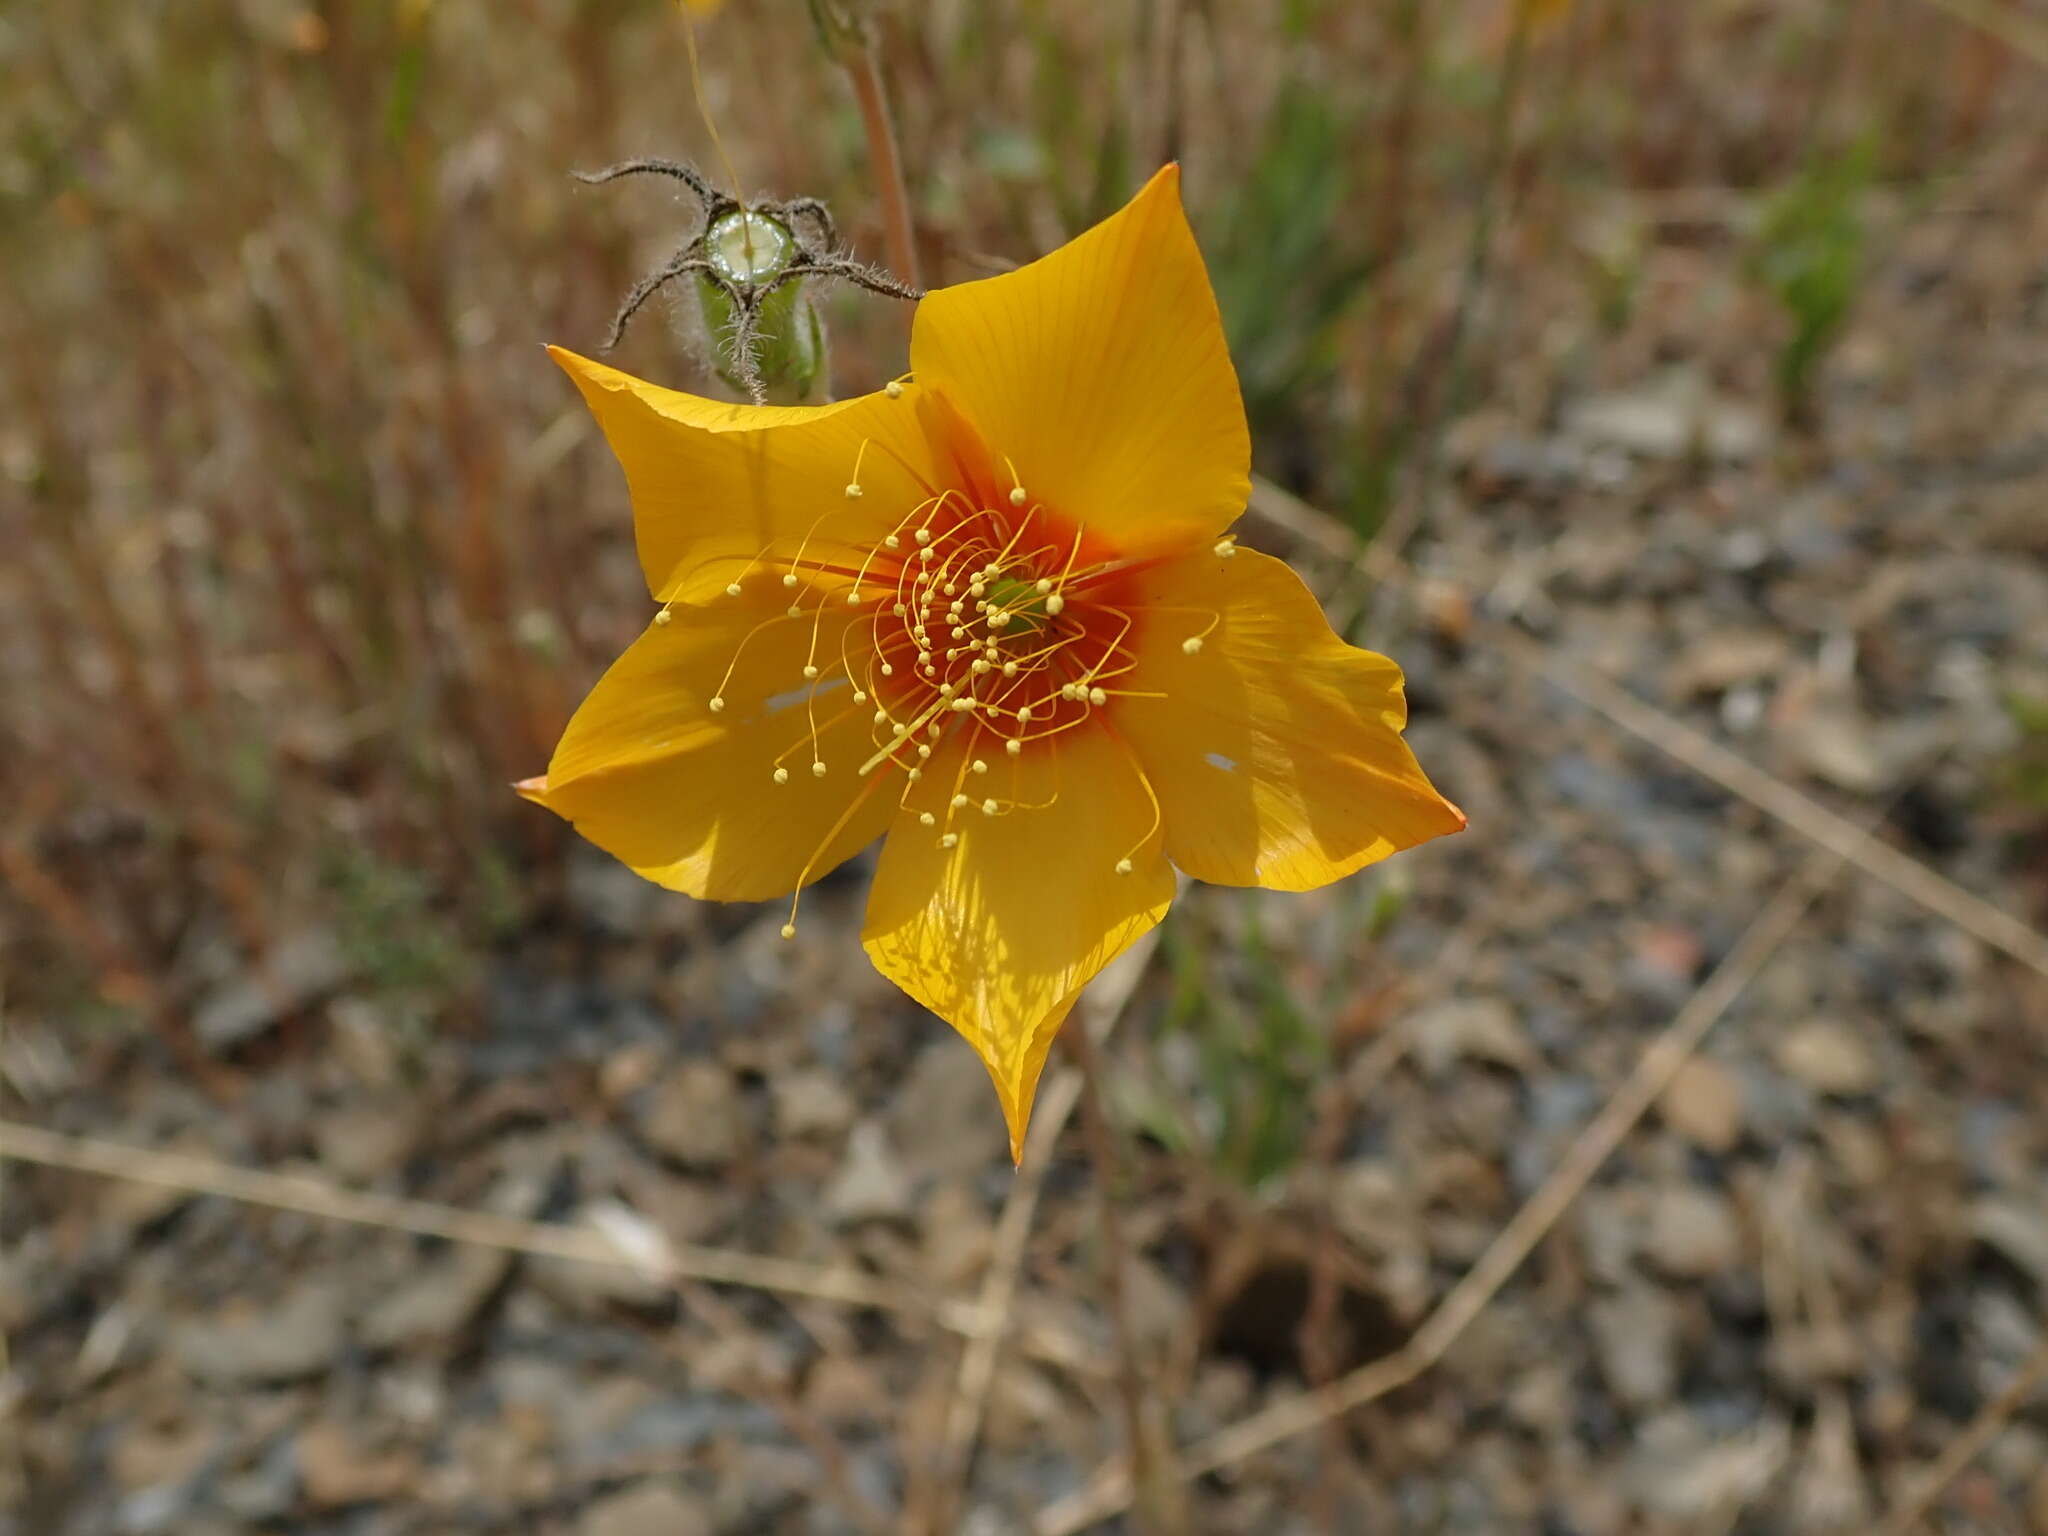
577,1480 -> 711,1536
295,1419 -> 419,1507
1667,630 -> 1789,697
530,1240 -> 673,1316
1411,998 -> 1535,1079
112,1420 -> 218,1492
771,1069 -> 856,1140
1646,1186 -> 1743,1278
1505,1363 -> 1572,1434
1588,1288 -> 1678,1407
173,1282 -> 346,1384
825,1122 -> 914,1226
1774,1020 -> 1879,1096
194,930 -> 349,1051
1622,1411 -> 1791,1519
1971,1199 -> 2048,1290
1789,709 -> 1891,794
803,1355 -> 889,1428
641,1061 -> 748,1170
1564,369 -> 1767,462
362,1246 -> 511,1351
314,1106 -> 419,1184
1659,1059 -> 1745,1153
889,1041 -> 1007,1179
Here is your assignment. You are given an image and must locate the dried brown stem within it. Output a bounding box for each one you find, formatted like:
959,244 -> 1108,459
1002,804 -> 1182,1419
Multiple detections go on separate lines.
842,32 -> 922,295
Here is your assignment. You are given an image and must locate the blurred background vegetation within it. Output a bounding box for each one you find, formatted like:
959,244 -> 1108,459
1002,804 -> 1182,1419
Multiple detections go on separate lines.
4,0 -> 2029,1033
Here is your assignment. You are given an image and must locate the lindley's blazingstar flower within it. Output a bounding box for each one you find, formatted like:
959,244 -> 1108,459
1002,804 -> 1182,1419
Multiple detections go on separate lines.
521,166 -> 1465,1160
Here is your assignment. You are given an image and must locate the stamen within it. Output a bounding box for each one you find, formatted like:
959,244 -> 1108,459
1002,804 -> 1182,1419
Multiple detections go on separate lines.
773,767 -> 789,785
654,606 -> 674,626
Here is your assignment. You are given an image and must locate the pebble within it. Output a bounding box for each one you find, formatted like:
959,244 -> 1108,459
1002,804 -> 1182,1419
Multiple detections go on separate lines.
825,1121 -> 914,1226
1774,1020 -> 1880,1096
172,1281 -> 346,1384
1659,1058 -> 1745,1153
640,1061 -> 749,1169
1646,1186 -> 1743,1278
771,1067 -> 856,1140
577,1480 -> 712,1536
361,1246 -> 511,1351
1588,1288 -> 1678,1407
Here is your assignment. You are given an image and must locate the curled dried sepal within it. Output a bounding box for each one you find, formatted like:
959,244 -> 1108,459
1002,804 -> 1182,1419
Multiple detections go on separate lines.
573,158 -> 920,405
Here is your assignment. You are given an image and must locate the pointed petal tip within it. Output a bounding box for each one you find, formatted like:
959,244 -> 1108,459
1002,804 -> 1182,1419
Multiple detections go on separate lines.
513,774 -> 551,806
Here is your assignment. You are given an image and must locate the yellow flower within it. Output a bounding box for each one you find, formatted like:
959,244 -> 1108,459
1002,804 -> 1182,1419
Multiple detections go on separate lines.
522,167 -> 1465,1160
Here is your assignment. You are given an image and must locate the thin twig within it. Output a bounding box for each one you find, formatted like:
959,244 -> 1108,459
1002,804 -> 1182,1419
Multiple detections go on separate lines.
1878,1332 -> 2048,1535
0,1119 -> 986,1334
1035,847 -> 1843,1533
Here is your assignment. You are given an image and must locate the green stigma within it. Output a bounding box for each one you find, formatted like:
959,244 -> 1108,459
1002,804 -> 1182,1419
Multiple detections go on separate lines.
984,575 -> 1052,635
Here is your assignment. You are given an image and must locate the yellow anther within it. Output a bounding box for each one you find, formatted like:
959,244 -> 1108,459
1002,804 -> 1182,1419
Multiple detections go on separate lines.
1009,486 -> 1027,507
844,483 -> 863,499
873,709 -> 889,725
928,723 -> 942,738
919,547 -> 935,563
1002,662 -> 1018,677
726,582 -> 743,597
1045,594 -> 1066,617
981,798 -> 999,815
1214,539 -> 1237,559
847,590 -> 864,606
783,572 -> 799,588
1115,858 -> 1133,875
853,690 -> 868,704
951,698 -> 975,713
972,660 -> 991,675
781,923 -> 797,939
971,759 -> 988,775
787,604 -> 803,618
1181,637 -> 1204,655
1035,578 -> 1053,594
951,794 -> 968,809
803,664 -> 820,680
919,811 -> 935,826
989,612 -> 1012,630
940,833 -> 959,849
907,767 -> 923,783
709,697 -> 726,714
915,743 -> 932,759
938,682 -> 956,697
654,607 -> 674,626
811,761 -> 827,778
881,663 -> 895,677
913,529 -> 932,546
773,767 -> 789,785
885,380 -> 904,399
885,535 -> 901,551
892,602 -> 908,617
1017,705 -> 1033,722
1006,739 -> 1022,758
1088,686 -> 1107,706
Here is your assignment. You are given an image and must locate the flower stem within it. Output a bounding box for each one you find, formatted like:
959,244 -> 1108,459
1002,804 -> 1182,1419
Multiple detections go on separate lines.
841,32 -> 922,293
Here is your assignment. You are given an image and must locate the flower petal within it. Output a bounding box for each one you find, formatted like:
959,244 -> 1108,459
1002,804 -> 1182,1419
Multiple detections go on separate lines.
549,347 -> 938,602
907,165 -> 1249,562
527,585 -> 898,901
1116,548 -> 1465,889
861,725 -> 1173,1160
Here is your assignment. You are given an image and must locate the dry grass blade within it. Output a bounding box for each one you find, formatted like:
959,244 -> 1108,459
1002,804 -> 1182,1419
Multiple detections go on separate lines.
1877,1332 -> 2048,1535
1035,846 -> 1843,1533
0,1119 -> 990,1335
1244,479 -> 2048,982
